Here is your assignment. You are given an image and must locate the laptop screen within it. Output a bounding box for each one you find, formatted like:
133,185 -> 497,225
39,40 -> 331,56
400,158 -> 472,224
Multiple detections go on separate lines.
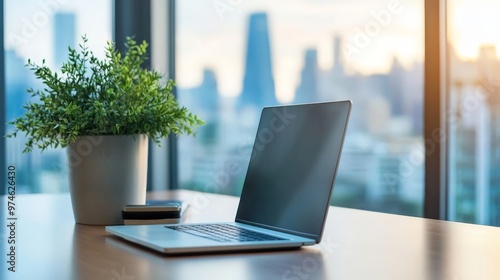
235,101 -> 351,242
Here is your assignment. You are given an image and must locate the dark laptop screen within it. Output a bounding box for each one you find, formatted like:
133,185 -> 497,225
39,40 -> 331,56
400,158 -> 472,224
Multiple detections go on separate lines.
235,101 -> 351,242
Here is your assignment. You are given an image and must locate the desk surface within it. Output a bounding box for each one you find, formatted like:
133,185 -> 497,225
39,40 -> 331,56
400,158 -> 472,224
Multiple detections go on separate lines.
1,190 -> 500,280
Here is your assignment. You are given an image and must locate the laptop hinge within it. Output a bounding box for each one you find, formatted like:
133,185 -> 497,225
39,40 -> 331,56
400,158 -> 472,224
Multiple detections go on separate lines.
235,219 -> 318,241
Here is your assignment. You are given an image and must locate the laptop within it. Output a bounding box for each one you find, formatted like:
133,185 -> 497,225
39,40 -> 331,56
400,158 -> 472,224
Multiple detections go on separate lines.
106,100 -> 352,254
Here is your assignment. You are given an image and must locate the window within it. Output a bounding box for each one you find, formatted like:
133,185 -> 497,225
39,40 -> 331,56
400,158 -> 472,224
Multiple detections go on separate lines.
4,0 -> 112,193
177,0 -> 425,216
447,0 -> 500,226
5,0 -> 498,226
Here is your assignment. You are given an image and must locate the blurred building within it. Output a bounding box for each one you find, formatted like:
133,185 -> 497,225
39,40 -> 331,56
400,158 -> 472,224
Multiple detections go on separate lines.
239,12 -> 276,109
5,50 -> 29,123
449,45 -> 500,226
54,12 -> 76,69
295,49 -> 319,103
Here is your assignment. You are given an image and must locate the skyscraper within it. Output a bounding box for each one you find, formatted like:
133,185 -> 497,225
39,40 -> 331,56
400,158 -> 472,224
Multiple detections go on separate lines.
319,35 -> 350,102
197,69 -> 219,115
5,50 -> 30,123
54,13 -> 76,69
387,57 -> 405,116
479,45 -> 500,226
239,12 -> 276,108
332,35 -> 345,76
295,49 -> 318,103
449,45 -> 500,226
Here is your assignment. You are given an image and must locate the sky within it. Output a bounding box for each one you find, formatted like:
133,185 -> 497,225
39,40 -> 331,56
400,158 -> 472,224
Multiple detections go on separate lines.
4,0 -> 499,102
448,0 -> 500,60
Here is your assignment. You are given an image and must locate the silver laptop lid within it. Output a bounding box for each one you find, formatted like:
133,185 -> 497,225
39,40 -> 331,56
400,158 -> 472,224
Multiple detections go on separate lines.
235,101 -> 352,243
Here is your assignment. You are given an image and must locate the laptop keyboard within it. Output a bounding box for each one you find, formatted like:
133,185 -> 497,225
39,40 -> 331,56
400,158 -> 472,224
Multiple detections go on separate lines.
165,224 -> 287,243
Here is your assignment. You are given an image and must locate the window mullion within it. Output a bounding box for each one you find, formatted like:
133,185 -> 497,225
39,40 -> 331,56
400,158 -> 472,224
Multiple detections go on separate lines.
0,0 -> 6,196
424,0 -> 448,220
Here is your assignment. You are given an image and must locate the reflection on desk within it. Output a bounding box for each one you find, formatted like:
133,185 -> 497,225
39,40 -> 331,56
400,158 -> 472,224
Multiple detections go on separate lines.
1,190 -> 500,280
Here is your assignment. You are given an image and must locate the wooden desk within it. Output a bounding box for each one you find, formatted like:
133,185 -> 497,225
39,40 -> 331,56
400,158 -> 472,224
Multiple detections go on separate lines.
1,190 -> 500,280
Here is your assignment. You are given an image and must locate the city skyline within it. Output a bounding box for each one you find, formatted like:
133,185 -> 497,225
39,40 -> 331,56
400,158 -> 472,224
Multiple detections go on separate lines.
5,0 -> 499,101
177,0 -> 500,102
178,10 -> 425,218
177,10 -> 500,225
178,0 -> 423,101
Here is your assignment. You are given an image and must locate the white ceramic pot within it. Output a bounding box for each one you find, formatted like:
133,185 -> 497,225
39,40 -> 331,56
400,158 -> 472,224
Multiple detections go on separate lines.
67,135 -> 148,225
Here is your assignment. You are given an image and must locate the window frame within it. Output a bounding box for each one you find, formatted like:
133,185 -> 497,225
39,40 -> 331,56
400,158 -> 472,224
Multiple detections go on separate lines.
0,0 -> 5,196
114,0 -> 154,190
166,0 -> 178,189
424,0 -> 448,220
114,0 -> 178,190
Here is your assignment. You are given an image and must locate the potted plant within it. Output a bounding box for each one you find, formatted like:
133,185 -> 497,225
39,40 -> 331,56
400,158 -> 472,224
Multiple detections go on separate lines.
6,36 -> 203,225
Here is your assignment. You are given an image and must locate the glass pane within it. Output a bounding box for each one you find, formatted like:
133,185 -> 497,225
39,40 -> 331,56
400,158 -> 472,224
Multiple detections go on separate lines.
177,0 -> 424,216
4,0 -> 112,193
447,0 -> 500,225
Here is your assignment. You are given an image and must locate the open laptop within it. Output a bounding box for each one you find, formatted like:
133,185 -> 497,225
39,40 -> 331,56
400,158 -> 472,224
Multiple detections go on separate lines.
106,100 -> 352,254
